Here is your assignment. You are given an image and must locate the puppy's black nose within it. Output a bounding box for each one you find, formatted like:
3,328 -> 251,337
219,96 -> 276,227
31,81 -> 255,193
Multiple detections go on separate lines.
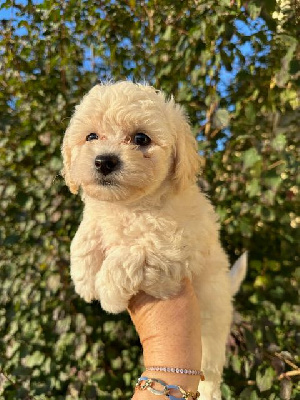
94,154 -> 121,176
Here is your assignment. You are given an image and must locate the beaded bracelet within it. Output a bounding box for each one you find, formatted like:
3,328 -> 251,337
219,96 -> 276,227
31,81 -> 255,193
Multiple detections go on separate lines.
146,366 -> 205,381
135,376 -> 200,399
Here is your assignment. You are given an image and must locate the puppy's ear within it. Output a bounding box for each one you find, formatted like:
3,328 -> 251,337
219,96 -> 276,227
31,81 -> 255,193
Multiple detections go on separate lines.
172,113 -> 200,192
61,134 -> 79,194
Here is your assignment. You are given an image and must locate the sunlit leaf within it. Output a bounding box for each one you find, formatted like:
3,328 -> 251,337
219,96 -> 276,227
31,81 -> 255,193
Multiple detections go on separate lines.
256,368 -> 275,392
243,148 -> 261,169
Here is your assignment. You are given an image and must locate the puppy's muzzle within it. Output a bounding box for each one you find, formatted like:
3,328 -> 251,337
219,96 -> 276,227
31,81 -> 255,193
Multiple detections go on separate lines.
95,154 -> 121,176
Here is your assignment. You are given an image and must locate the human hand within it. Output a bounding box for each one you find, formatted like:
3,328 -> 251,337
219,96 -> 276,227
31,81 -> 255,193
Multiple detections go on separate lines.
128,279 -> 202,399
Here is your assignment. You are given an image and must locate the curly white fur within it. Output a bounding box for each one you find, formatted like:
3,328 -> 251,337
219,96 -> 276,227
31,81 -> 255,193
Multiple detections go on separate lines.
62,81 -> 245,399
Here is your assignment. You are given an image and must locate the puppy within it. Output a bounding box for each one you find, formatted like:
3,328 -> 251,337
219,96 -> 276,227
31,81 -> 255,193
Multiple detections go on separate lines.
62,81 -> 246,399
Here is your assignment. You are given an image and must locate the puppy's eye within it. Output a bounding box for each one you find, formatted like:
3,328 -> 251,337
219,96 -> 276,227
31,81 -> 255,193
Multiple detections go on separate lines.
86,133 -> 98,141
133,133 -> 151,146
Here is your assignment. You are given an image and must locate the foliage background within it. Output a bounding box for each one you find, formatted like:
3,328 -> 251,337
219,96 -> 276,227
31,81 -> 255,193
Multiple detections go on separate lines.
0,0 -> 299,399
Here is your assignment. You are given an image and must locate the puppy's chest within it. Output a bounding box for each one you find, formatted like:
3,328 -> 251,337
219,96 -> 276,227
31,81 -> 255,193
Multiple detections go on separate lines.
96,209 -> 186,250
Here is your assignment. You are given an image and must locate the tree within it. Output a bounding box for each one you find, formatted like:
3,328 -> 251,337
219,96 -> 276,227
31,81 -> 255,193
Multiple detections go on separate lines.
0,0 -> 299,398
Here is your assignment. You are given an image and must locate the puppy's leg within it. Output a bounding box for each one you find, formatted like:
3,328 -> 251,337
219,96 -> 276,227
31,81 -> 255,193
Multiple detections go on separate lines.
95,245 -> 145,313
196,272 -> 232,400
70,221 -> 104,302
95,242 -> 187,313
139,249 -> 188,299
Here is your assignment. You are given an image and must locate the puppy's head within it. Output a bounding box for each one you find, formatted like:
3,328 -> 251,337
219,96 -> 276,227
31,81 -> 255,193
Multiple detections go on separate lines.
62,81 -> 199,203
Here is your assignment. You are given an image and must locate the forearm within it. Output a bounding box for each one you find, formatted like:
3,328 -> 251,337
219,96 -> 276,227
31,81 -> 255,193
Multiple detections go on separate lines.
129,280 -> 202,399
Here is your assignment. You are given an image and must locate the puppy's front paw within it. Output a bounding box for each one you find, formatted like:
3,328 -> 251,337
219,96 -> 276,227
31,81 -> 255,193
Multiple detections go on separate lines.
72,277 -> 96,303
95,269 -> 131,313
94,246 -> 144,313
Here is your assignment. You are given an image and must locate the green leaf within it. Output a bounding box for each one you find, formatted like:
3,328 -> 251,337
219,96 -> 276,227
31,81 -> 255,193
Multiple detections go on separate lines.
243,148 -> 261,169
256,368 -> 275,392
245,103 -> 256,124
254,275 -> 269,288
231,354 -> 242,373
212,108 -> 230,129
239,387 -> 259,399
280,377 -> 293,399
246,179 -> 261,197
264,174 -> 281,190
271,133 -> 286,151
248,2 -> 262,19
163,26 -> 173,41
221,383 -> 232,399
280,89 -> 299,110
21,139 -> 36,150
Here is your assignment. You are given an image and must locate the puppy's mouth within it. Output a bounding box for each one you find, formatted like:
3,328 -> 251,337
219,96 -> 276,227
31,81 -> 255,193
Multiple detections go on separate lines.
96,178 -> 117,187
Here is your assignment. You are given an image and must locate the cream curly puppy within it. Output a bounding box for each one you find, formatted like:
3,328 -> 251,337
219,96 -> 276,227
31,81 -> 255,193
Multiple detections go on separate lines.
62,81 -> 247,399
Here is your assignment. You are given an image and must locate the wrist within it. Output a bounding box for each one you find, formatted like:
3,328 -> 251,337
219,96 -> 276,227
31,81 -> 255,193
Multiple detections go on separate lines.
140,339 -> 202,398
142,334 -> 202,372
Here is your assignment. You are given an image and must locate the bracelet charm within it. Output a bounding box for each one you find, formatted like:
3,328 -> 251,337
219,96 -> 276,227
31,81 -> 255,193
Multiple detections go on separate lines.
135,376 -> 200,399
